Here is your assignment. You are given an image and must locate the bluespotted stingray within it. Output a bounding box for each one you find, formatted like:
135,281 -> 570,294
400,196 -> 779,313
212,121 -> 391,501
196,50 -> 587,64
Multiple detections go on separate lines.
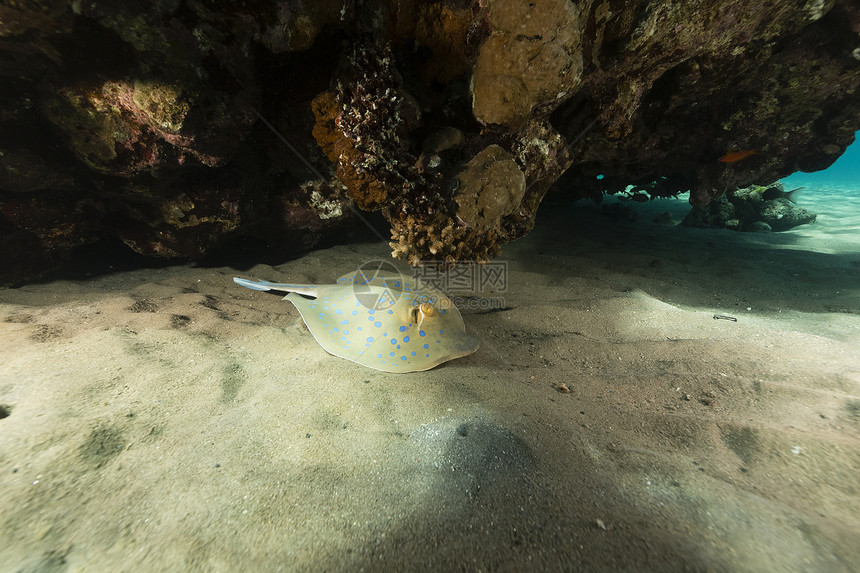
233,271 -> 480,373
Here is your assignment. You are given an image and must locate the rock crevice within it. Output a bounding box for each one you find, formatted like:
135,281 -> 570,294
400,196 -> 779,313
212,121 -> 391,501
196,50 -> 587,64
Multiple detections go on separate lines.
0,0 -> 857,281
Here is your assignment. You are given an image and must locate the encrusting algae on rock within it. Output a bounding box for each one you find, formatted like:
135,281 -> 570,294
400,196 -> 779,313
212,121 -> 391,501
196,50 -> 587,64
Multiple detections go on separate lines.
311,41 -> 520,266
1,0 -> 859,282
305,1 -> 599,268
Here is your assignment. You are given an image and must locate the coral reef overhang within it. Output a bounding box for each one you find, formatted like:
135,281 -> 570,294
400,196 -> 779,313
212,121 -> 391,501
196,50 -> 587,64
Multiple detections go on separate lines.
0,0 -> 858,281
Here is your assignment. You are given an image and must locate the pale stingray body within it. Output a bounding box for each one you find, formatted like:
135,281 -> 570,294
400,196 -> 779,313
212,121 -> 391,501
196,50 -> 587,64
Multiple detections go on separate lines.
233,272 -> 479,373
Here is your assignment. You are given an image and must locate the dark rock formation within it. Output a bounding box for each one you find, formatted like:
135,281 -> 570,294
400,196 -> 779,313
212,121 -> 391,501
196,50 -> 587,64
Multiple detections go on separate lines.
1,0 -> 858,281
681,183 -> 817,231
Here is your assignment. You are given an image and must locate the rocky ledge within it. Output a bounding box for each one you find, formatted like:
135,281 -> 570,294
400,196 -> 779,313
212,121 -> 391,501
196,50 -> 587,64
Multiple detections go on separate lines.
681,183 -> 817,232
1,0 -> 858,281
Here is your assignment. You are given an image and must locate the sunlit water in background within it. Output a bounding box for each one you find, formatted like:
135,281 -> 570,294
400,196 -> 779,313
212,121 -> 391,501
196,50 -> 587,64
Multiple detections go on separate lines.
780,131 -> 860,253
620,132 -> 860,254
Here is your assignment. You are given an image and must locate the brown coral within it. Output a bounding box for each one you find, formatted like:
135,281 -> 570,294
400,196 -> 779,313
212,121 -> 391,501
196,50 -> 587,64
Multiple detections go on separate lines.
389,212 -> 501,268
471,0 -> 584,127
1,0 -> 859,284
452,145 -> 526,231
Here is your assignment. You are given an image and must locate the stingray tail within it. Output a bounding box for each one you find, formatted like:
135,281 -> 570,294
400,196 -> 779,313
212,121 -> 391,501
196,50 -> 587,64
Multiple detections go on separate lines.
233,277 -> 319,297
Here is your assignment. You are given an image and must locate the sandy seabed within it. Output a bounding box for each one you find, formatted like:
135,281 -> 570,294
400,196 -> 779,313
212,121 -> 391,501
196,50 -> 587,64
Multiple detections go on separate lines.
1,191 -> 858,572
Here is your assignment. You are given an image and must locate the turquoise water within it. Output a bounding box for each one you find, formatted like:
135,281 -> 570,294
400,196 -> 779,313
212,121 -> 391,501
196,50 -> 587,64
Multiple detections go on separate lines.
776,130 -> 860,252
783,131 -> 860,187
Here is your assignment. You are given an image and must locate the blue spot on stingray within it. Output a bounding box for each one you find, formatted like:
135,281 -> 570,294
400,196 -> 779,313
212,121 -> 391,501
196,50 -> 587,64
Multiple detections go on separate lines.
399,325 -> 407,332
352,310 -> 358,316
377,353 -> 383,358
403,336 -> 410,342
396,345 -> 401,349
426,354 -> 430,358
401,356 -> 407,361
419,330 -> 426,337
367,336 -> 374,342
332,327 -> 339,332
357,326 -> 362,331
436,340 -> 441,344
440,329 -> 444,334
374,321 -> 382,328
343,330 -> 349,335
388,310 -> 393,314
368,309 -> 375,314
335,309 -> 342,315
340,320 -> 349,325
423,343 -> 429,349
390,352 -> 395,357
411,351 -> 416,357
391,338 -> 397,345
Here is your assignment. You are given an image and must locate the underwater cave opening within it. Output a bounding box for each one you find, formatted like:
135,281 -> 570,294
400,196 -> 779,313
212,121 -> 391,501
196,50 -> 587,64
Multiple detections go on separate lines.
783,129 -> 860,187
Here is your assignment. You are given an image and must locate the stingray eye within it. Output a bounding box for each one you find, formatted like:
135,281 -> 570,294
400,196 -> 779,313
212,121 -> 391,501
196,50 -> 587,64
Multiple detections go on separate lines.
415,301 -> 436,328
419,302 -> 435,317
